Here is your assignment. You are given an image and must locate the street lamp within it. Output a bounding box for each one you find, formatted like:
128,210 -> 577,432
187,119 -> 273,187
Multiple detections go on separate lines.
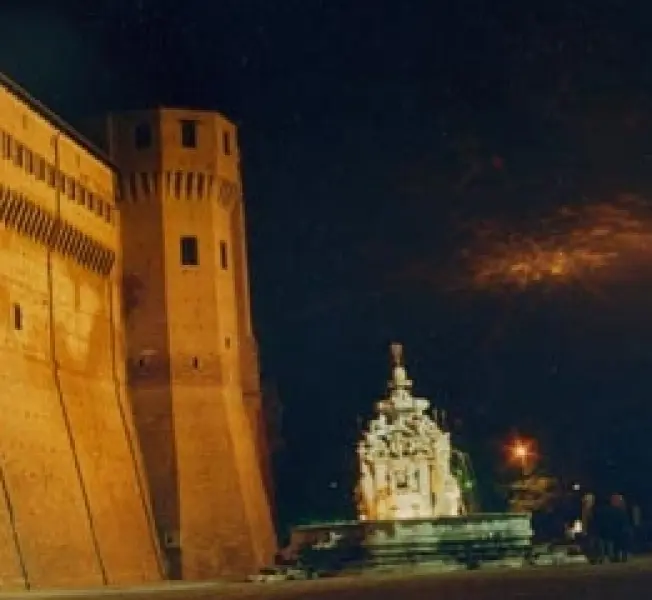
508,438 -> 536,473
513,441 -> 528,462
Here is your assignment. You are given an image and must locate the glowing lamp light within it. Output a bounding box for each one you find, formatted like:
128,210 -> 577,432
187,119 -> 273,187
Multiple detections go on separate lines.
508,438 -> 536,469
513,442 -> 528,460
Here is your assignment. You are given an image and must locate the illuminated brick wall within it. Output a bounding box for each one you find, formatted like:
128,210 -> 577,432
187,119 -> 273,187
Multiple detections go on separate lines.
0,75 -> 163,590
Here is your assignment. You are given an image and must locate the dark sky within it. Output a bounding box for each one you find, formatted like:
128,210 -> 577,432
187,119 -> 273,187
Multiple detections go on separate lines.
3,0 -> 652,522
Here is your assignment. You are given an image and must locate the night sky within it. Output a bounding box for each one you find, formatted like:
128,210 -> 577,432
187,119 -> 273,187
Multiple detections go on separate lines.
3,0 -> 652,527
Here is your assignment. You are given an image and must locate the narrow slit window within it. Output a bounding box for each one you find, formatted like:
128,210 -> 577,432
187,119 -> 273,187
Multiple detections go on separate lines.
219,240 -> 228,270
12,303 -> 22,330
180,236 -> 199,266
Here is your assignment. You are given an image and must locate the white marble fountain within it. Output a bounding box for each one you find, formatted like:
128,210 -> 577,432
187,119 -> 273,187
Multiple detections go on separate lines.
288,344 -> 533,573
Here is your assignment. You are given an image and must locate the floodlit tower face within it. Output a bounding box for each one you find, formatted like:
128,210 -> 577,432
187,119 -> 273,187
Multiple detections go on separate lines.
99,110 -> 275,580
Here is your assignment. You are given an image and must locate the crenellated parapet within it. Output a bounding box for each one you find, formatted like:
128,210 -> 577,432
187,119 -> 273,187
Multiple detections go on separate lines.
0,129 -> 116,227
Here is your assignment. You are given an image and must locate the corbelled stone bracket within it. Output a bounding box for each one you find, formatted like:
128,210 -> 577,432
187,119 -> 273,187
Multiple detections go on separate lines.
0,184 -> 115,276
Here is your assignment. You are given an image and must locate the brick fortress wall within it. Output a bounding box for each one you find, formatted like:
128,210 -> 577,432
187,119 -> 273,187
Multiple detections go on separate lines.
0,76 -> 163,589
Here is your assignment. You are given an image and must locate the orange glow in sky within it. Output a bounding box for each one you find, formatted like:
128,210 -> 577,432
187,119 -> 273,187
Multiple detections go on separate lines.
463,196 -> 652,290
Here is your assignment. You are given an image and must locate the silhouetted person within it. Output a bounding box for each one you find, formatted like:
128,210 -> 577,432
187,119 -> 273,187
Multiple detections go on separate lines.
602,494 -> 632,563
581,493 -> 605,564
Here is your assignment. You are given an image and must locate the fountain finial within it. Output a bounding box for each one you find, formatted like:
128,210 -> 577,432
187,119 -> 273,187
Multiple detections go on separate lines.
389,342 -> 412,392
390,342 -> 403,367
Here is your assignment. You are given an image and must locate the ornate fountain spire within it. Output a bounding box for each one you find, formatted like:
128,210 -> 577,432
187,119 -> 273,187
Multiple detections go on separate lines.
389,342 -> 413,391
390,342 -> 403,366
356,343 -> 463,520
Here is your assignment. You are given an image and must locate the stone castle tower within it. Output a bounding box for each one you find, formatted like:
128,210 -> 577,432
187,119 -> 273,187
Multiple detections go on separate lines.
90,110 -> 276,579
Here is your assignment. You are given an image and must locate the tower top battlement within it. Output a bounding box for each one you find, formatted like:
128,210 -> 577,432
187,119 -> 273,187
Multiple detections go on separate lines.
86,109 -> 241,186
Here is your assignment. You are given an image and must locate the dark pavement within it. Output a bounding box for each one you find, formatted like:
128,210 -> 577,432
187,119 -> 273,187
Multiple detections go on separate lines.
6,560 -> 652,600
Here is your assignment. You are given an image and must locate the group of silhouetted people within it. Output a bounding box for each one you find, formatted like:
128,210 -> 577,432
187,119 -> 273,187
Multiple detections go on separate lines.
582,492 -> 633,564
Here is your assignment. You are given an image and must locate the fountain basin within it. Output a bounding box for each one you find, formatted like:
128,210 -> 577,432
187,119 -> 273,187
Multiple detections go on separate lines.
290,513 -> 533,573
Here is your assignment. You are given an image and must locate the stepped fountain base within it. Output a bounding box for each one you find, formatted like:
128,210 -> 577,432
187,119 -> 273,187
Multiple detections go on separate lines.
290,513 -> 533,574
